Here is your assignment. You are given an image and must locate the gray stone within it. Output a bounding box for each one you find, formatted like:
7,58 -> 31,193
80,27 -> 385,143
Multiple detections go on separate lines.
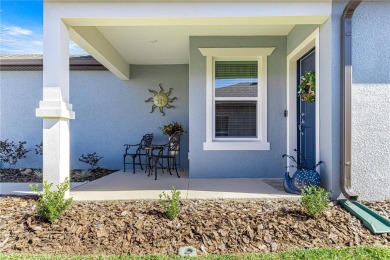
270,242 -> 278,252
22,169 -> 33,175
178,246 -> 197,257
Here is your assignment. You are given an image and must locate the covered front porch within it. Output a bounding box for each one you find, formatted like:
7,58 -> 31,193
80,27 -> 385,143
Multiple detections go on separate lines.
38,0 -> 339,197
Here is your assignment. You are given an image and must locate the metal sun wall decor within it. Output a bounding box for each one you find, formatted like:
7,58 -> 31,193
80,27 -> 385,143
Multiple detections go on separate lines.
145,83 -> 177,116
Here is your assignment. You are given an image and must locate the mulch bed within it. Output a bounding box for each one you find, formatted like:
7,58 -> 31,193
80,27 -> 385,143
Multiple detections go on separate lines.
0,197 -> 389,256
0,168 -> 117,183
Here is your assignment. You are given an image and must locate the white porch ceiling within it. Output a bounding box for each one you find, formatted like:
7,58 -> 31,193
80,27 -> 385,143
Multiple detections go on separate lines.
96,25 -> 294,65
53,0 -> 331,79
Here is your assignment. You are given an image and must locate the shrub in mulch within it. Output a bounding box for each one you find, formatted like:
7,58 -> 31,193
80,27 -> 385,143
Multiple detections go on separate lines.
0,197 -> 389,256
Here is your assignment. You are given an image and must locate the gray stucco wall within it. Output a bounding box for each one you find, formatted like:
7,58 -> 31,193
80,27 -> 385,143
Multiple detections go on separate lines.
351,2 -> 390,200
189,36 -> 287,178
0,65 -> 189,170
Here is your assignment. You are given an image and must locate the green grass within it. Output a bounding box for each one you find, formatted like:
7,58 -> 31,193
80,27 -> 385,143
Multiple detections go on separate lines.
1,246 -> 389,260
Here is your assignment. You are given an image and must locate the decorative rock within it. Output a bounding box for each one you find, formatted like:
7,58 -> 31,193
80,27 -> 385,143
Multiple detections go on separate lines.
178,246 -> 197,257
0,168 -> 115,182
200,244 -> 208,254
22,169 -> 33,175
270,242 -> 278,252
264,234 -> 272,243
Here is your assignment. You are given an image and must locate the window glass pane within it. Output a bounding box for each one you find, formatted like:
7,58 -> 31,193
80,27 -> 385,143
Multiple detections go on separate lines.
215,101 -> 257,138
215,61 -> 258,97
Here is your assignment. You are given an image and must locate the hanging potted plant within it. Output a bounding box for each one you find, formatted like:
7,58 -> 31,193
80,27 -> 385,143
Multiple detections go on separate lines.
298,71 -> 316,103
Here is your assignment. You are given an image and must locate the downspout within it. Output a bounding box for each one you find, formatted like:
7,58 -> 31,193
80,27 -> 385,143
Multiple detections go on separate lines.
340,0 -> 361,201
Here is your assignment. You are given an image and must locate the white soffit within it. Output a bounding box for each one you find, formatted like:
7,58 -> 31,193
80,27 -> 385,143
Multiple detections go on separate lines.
53,1 -> 331,70
96,25 -> 294,65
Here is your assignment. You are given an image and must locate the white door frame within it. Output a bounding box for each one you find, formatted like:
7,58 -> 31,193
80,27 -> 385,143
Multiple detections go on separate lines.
286,28 -> 320,170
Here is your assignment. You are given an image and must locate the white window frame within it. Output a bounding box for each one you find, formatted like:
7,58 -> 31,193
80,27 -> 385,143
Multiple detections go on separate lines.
199,48 -> 275,150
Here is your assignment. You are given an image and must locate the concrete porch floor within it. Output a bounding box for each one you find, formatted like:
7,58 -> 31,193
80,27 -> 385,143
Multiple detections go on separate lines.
69,170 -> 299,201
0,170 -> 299,201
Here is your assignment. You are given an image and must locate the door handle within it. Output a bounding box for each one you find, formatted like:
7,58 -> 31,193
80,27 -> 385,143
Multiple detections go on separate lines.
298,123 -> 305,136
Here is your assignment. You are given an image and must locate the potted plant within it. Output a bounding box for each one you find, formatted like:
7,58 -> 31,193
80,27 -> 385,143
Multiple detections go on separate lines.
159,122 -> 184,156
282,149 -> 323,194
159,122 -> 184,137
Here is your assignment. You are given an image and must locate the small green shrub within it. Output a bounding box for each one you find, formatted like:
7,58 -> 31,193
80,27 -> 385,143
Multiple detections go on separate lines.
77,169 -> 91,180
78,152 -> 103,173
29,178 -> 73,222
159,185 -> 181,219
0,139 -> 30,169
300,186 -> 332,218
35,141 -> 43,156
33,169 -> 43,178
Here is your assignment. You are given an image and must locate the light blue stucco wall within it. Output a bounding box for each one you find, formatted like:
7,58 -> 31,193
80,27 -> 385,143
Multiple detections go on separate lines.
0,71 -> 43,168
0,65 -> 189,170
189,36 -> 287,178
351,2 -> 390,200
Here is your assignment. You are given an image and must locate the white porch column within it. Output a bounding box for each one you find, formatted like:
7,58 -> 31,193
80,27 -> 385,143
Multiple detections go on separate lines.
36,14 -> 75,195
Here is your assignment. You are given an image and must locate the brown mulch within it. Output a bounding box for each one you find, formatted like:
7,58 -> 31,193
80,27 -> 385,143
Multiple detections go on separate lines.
0,168 -> 117,183
0,197 -> 389,256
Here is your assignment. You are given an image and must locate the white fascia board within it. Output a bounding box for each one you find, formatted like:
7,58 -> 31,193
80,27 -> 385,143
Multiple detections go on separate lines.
48,2 -> 331,25
69,26 -> 130,80
63,17 -> 329,27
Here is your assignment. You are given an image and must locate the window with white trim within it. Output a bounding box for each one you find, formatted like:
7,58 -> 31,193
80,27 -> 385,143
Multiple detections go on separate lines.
199,48 -> 275,150
214,60 -> 258,139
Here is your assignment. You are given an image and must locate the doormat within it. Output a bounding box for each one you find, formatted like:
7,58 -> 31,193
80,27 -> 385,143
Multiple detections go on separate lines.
262,178 -> 285,192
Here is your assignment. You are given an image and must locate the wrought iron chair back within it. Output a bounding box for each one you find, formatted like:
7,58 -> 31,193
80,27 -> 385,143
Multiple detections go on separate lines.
140,133 -> 153,150
149,131 -> 181,180
168,131 -> 181,154
123,133 -> 153,173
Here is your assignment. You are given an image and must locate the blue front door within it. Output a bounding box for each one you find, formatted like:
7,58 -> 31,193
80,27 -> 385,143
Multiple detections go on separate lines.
297,49 -> 316,168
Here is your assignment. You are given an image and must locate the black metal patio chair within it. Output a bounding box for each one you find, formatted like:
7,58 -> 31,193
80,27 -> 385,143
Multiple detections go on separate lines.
148,131 -> 181,180
123,133 -> 153,173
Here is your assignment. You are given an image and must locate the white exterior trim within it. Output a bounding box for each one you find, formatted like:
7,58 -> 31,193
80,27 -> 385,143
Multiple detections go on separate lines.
70,27 -> 130,80
36,17 -> 74,197
48,2 -> 331,22
286,28 -> 320,169
199,47 -> 274,151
